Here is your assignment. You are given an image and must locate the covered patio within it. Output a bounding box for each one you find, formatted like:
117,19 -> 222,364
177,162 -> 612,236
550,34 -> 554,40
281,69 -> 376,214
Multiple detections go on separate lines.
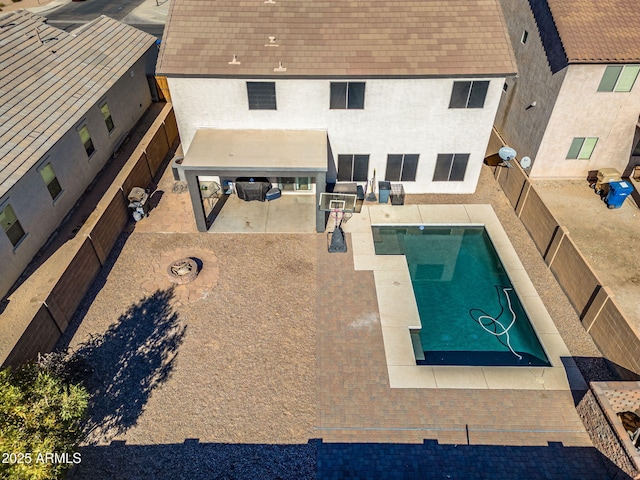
180,129 -> 328,233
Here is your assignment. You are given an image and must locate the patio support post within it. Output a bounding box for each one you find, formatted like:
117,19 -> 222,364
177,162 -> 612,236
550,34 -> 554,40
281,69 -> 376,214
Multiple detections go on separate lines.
185,169 -> 207,232
315,171 -> 326,232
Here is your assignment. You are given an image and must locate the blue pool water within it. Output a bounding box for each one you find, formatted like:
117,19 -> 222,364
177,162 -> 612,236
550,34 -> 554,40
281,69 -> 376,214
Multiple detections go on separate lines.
372,226 -> 550,367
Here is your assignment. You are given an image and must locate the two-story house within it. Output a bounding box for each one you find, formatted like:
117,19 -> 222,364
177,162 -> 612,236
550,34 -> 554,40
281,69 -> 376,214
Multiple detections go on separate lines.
494,0 -> 640,179
157,0 -> 517,232
0,11 -> 157,299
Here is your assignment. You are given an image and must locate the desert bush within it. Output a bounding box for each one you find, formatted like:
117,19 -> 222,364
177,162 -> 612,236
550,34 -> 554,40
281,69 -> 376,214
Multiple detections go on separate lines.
0,358 -> 88,480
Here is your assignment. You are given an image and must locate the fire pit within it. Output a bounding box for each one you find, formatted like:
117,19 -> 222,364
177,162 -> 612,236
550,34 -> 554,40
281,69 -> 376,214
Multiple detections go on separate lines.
167,257 -> 199,284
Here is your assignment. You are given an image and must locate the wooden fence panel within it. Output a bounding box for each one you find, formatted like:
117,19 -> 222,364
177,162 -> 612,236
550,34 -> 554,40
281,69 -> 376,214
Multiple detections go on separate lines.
548,235 -> 601,316
45,238 -> 102,331
155,76 -> 171,102
518,185 -> 559,256
2,306 -> 60,367
163,107 -> 179,146
496,164 -> 528,209
85,187 -> 129,264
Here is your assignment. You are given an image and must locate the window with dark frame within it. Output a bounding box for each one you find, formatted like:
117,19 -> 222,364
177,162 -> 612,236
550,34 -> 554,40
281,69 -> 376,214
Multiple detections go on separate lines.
101,103 -> 115,133
39,163 -> 62,200
78,125 -> 95,157
448,81 -> 490,108
0,204 -> 26,247
521,30 -> 529,44
247,82 -> 277,110
337,154 -> 369,182
385,154 -> 419,181
330,82 -> 365,109
433,154 -> 469,181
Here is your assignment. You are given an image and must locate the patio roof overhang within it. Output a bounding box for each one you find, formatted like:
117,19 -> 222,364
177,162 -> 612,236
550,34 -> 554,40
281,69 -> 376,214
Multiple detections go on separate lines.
181,129 -> 328,232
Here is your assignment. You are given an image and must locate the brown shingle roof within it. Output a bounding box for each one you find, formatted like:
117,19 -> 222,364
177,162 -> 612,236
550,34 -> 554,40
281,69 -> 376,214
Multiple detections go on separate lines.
0,11 -> 156,198
547,0 -> 640,63
157,0 -> 517,77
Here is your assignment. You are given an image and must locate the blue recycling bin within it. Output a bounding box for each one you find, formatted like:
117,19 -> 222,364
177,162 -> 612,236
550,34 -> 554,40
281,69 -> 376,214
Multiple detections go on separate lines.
605,180 -> 634,209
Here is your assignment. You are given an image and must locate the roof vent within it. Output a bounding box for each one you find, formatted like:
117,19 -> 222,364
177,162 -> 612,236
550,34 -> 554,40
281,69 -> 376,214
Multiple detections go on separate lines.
228,54 -> 241,65
265,36 -> 278,47
274,61 -> 287,72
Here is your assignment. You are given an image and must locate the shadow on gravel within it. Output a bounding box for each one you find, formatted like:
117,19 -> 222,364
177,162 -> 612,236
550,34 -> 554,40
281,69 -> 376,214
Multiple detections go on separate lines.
70,440 -> 317,480
75,288 -> 186,444
68,438 -> 630,480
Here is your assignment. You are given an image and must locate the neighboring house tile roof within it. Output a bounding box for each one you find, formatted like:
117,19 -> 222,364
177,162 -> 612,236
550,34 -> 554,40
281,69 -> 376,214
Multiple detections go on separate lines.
157,0 -> 517,77
0,11 -> 156,198
547,0 -> 640,63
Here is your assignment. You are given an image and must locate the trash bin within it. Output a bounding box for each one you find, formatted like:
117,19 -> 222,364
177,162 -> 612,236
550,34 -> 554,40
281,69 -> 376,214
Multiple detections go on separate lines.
390,183 -> 405,205
605,180 -> 634,209
378,181 -> 391,204
592,168 -> 621,194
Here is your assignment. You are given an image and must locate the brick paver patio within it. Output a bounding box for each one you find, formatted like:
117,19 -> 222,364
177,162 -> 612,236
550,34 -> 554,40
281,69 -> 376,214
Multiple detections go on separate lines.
316,235 -> 593,447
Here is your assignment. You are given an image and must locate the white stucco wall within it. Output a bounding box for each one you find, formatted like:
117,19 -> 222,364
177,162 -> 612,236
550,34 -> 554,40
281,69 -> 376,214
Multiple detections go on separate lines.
531,64 -> 640,179
168,77 -> 504,194
0,52 -> 153,299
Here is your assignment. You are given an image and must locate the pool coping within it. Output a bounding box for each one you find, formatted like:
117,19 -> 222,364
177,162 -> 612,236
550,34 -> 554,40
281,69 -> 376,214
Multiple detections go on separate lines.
344,204 -> 586,391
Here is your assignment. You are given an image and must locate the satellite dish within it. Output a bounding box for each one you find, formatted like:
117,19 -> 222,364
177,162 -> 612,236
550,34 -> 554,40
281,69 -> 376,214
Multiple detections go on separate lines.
520,156 -> 532,169
499,146 -> 517,161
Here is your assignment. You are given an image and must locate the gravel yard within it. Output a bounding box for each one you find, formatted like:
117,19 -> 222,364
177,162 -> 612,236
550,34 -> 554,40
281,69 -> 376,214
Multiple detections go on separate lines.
61,232 -> 317,478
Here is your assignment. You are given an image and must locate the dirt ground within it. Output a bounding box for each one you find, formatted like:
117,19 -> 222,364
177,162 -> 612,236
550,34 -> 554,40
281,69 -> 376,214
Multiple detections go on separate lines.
533,178 -> 640,329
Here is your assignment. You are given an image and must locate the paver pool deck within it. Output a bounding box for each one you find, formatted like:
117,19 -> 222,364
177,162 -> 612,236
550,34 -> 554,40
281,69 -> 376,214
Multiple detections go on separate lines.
61,164 -> 622,478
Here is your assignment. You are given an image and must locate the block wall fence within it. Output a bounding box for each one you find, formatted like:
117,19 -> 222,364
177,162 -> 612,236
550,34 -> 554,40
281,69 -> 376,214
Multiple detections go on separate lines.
0,103 -> 178,367
494,158 -> 640,379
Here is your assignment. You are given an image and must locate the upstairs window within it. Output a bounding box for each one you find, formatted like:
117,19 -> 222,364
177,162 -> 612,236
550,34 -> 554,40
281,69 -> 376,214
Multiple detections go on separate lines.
433,153 -> 469,181
39,162 -> 62,200
330,82 -> 365,109
449,81 -> 490,108
598,65 -> 640,92
78,125 -> 95,157
385,154 -> 419,181
1,204 -> 26,247
566,137 -> 598,159
100,102 -> 115,133
247,82 -> 277,110
337,154 -> 369,181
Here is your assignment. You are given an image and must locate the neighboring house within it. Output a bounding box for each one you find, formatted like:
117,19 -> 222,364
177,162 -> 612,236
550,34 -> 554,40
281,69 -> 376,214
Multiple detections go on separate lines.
494,0 -> 640,178
0,11 -> 158,299
157,0 -> 516,232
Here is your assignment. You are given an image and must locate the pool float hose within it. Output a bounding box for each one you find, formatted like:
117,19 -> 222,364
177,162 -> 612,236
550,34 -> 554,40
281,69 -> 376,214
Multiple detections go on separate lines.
469,286 -> 523,360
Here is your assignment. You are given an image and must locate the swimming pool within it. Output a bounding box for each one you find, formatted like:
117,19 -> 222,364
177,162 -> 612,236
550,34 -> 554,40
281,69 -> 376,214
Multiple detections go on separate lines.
372,226 -> 550,367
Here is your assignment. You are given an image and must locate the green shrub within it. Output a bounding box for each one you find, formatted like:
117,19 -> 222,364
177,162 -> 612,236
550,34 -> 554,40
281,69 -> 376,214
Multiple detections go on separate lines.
0,361 -> 89,480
